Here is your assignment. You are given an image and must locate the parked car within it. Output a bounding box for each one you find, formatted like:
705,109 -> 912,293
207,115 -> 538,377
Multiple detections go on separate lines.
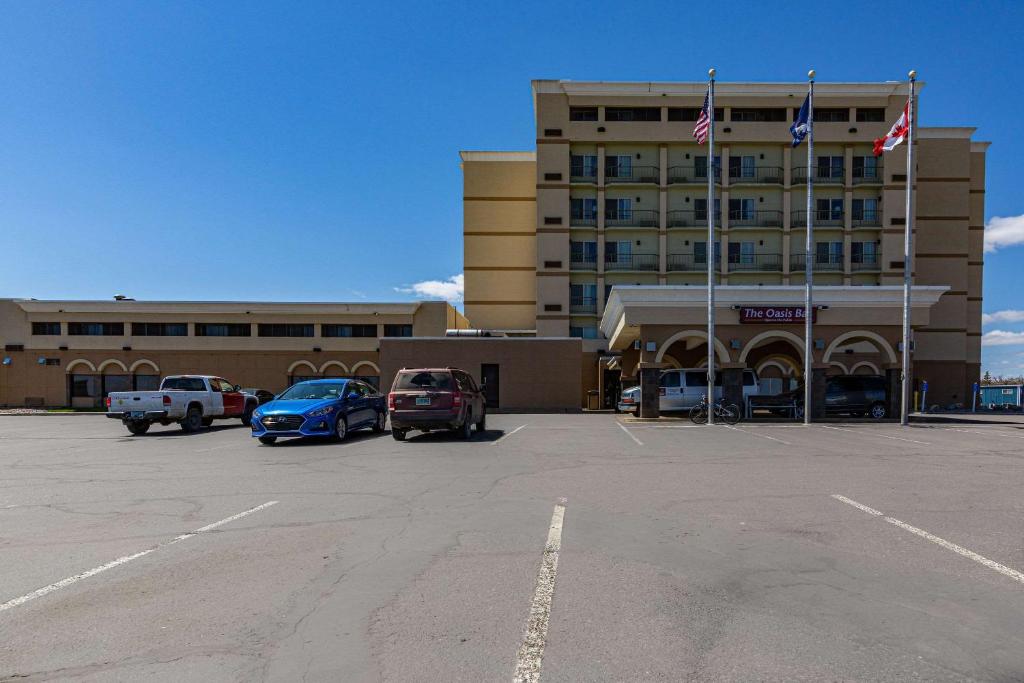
617,386 -> 640,414
242,388 -> 275,406
784,374 -> 889,419
388,368 -> 486,441
106,375 -> 259,435
251,378 -> 387,445
658,368 -> 761,411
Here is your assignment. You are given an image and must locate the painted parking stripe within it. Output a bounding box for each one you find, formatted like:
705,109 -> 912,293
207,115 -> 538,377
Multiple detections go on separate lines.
513,499 -> 566,683
724,425 -> 792,446
0,501 -> 279,613
492,424 -> 527,446
951,428 -> 1024,441
819,424 -> 930,446
617,422 -> 644,446
832,494 -> 1024,586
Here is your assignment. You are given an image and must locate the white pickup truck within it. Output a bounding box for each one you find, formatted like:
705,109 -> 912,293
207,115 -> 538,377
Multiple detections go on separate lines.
106,375 -> 260,436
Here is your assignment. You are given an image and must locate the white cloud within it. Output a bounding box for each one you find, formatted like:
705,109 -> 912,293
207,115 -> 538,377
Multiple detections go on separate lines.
981,329 -> 1024,346
984,214 -> 1024,252
395,274 -> 464,302
982,309 -> 1024,325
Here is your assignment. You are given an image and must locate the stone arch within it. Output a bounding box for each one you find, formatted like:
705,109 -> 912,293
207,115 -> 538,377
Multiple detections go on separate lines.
129,359 -> 160,373
828,361 -> 850,375
65,359 -> 97,374
661,354 -> 682,370
319,360 -> 349,376
850,360 -> 881,375
756,359 -> 796,378
350,360 -> 380,375
97,359 -> 128,373
287,360 -> 318,375
823,330 -> 897,365
655,330 -> 730,365
739,330 -> 806,364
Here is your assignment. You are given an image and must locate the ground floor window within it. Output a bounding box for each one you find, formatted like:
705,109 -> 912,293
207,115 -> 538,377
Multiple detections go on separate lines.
102,375 -> 131,397
134,375 -> 160,391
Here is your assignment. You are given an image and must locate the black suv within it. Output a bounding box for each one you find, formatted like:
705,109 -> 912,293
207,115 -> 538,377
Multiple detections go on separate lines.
787,375 -> 889,419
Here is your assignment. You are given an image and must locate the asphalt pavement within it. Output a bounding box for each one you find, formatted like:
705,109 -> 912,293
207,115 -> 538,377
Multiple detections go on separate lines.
1,414 -> 1024,681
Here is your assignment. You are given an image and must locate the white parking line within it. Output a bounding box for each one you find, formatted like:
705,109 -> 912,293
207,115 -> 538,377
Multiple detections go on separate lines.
832,494 -> 1024,586
513,498 -> 566,683
492,424 -> 527,446
951,428 -> 1024,441
724,425 -> 791,445
617,422 -> 644,446
820,424 -> 930,445
0,500 -> 279,613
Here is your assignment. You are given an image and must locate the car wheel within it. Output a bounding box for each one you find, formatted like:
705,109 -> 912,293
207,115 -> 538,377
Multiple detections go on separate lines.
241,404 -> 255,426
180,407 -> 202,433
372,411 -> 387,433
331,414 -> 348,442
475,411 -> 486,433
258,436 -> 277,445
460,410 -> 473,440
126,421 -> 150,436
201,416 -> 214,427
391,428 -> 406,441
869,402 -> 887,419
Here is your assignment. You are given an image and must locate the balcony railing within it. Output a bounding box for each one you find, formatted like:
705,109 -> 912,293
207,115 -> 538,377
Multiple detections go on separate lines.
791,210 -> 845,228
570,297 -> 598,314
569,214 -> 597,227
791,253 -> 844,271
851,256 -> 881,271
604,253 -> 659,271
667,165 -> 721,184
666,210 -> 721,228
851,212 -> 882,228
728,209 -> 783,228
604,165 -> 659,184
605,209 -> 659,228
728,166 -> 784,185
793,166 -> 845,184
852,165 -> 884,185
570,257 -> 597,271
570,168 -> 598,183
667,253 -> 720,272
728,253 -> 783,272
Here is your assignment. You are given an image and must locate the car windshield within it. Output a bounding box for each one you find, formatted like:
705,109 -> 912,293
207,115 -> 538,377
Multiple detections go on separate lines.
394,372 -> 453,390
277,382 -> 347,401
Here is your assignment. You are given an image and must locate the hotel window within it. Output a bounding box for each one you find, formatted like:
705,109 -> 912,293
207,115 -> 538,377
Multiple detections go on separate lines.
383,324 -> 413,337
728,241 -> 755,265
814,108 -> 850,122
68,322 -> 125,336
604,155 -> 632,180
570,283 -> 597,306
694,155 -> 721,179
852,241 -> 877,264
569,326 -> 599,339
131,322 -> 187,336
604,197 -> 632,220
852,198 -> 878,221
856,108 -> 886,122
322,324 -> 376,338
729,198 -> 755,221
728,155 -> 755,179
816,198 -> 844,220
816,241 -> 844,264
570,154 -> 598,178
570,197 -> 597,220
730,108 -> 786,122
816,155 -> 844,180
604,240 -> 632,263
570,240 -> 597,264
604,107 -> 660,122
694,241 -> 722,264
569,107 -> 598,121
853,156 -> 880,180
32,322 -> 61,335
693,197 -> 721,221
194,323 -> 251,337
668,107 -> 723,121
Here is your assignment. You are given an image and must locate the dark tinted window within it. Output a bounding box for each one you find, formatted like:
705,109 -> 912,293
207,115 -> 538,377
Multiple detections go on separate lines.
569,106 -> 598,121
605,107 -> 661,122
323,324 -> 377,338
743,371 -> 757,386
161,377 -> 206,391
32,322 -> 61,335
132,322 -> 187,336
278,382 -> 347,400
685,371 -> 706,387
394,371 -> 453,390
856,108 -> 886,122
68,322 -> 124,336
258,323 -> 313,337
659,372 -> 681,388
668,107 -> 724,121
383,324 -> 413,337
195,323 -> 250,337
731,108 -> 786,122
815,108 -> 850,122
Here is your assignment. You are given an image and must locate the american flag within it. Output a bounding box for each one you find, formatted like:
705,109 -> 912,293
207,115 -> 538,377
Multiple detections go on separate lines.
692,88 -> 711,144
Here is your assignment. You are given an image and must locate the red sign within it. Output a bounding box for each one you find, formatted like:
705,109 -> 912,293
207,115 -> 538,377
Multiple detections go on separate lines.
739,306 -> 817,324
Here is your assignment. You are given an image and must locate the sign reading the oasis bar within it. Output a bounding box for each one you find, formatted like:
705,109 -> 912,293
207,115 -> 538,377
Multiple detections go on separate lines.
739,306 -> 817,324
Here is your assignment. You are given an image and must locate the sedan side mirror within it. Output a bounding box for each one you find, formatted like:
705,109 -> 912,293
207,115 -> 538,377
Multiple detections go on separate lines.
346,391 -> 360,400
234,385 -> 242,392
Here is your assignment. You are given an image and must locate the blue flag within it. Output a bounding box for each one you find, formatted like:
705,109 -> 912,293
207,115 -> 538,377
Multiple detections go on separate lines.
790,94 -> 810,147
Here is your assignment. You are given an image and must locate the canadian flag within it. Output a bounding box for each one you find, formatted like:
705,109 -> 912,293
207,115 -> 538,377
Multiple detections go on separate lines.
873,100 -> 911,156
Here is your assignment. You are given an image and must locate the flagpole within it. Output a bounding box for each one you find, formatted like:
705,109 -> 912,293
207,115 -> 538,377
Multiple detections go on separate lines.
706,68 -> 716,425
900,70 -> 917,425
803,70 -> 815,426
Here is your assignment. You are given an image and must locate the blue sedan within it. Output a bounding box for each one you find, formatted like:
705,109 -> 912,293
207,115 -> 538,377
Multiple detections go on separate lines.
251,378 -> 388,445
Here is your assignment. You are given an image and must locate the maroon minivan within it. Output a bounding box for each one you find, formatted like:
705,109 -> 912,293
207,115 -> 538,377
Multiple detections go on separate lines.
387,368 -> 487,441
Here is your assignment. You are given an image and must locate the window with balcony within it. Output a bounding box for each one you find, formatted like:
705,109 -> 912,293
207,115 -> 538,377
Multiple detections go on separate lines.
32,322 -> 61,335
195,323 -> 250,337
856,108 -> 886,122
569,107 -> 598,121
604,198 -> 632,220
817,156 -> 844,180
814,108 -> 850,122
729,156 -> 755,180
730,108 -> 786,122
131,322 -> 188,336
605,107 -> 660,122
604,155 -> 632,180
604,240 -> 632,263
853,156 -> 881,181
570,154 -> 598,179
852,241 -> 878,264
694,155 -> 721,179
694,241 -> 721,265
570,240 -> 598,266
816,241 -> 844,264
258,323 -> 314,338
571,197 -> 598,222
729,198 -> 755,221
569,326 -> 599,339
570,283 -> 598,316
817,198 -> 844,220
68,322 -> 125,336
728,241 -> 755,265
322,324 -> 376,338
852,198 -> 879,222
694,197 -> 721,221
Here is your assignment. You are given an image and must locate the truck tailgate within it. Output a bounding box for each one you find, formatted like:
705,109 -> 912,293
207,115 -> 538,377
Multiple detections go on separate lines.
107,392 -> 167,413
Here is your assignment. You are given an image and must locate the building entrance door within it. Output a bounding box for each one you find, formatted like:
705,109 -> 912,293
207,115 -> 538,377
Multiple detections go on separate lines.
481,364 -> 500,409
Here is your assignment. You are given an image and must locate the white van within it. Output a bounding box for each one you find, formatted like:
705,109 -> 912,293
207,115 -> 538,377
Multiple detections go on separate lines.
658,368 -> 761,411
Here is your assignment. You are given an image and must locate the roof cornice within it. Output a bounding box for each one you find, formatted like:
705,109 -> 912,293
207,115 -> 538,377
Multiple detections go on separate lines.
532,79 -> 923,98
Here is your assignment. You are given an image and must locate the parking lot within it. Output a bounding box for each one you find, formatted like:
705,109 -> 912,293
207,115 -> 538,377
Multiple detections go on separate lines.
2,415 -> 1024,681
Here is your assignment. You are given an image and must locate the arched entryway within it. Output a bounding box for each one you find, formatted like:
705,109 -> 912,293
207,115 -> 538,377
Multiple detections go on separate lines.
287,360 -> 319,385
822,331 -> 896,378
656,330 -> 731,370
739,331 -> 805,396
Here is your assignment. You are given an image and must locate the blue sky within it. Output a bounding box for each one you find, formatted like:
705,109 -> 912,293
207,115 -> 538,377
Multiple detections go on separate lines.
1,1 -> 1022,374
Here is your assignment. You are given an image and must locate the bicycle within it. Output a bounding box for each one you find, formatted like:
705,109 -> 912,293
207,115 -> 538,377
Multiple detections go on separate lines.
689,394 -> 741,425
